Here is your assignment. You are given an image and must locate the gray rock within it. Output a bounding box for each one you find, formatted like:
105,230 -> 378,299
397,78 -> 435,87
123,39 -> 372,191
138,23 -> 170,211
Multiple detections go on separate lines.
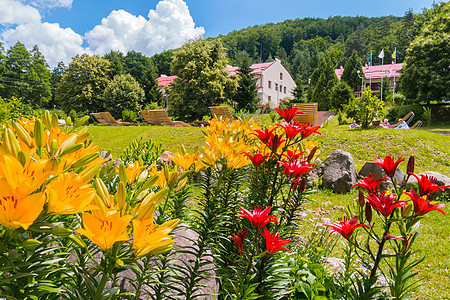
322,150 -> 357,194
358,162 -> 405,190
159,151 -> 175,167
306,158 -> 323,188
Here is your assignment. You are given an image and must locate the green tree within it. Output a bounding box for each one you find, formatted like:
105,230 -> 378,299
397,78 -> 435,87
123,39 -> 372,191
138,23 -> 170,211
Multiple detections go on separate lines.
0,43 -> 51,107
169,38 -> 237,120
331,81 -> 354,110
401,2 -> 450,104
103,74 -> 145,118
310,56 -> 339,110
124,51 -> 160,105
28,45 -> 52,107
103,51 -> 125,77
0,42 -> 5,90
340,50 -> 363,90
233,52 -> 259,112
151,50 -> 175,76
55,54 -> 111,113
344,87 -> 384,129
49,61 -> 66,108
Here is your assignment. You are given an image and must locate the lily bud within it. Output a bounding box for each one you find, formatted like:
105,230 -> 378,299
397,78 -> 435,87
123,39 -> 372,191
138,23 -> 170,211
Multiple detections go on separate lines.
34,119 -> 44,148
358,189 -> 365,207
365,202 -> 372,223
307,146 -> 317,163
23,239 -> 41,250
407,155 -> 415,174
17,151 -> 27,166
69,234 -> 87,249
76,115 -> 90,127
13,122 -> 32,148
71,152 -> 99,169
75,127 -> 90,144
44,110 -> 53,129
51,113 -> 59,128
95,178 -> 111,207
50,139 -> 58,156
118,163 -> 127,183
115,258 -> 124,268
148,244 -> 173,256
116,181 -> 127,210
3,128 -> 20,157
175,177 -> 188,192
51,227 -> 72,236
56,135 -> 77,156
402,203 -> 412,217
299,177 -> 306,193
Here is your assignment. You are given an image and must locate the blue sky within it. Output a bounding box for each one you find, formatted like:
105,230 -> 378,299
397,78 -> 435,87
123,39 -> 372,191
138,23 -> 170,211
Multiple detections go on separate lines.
0,0 -> 435,66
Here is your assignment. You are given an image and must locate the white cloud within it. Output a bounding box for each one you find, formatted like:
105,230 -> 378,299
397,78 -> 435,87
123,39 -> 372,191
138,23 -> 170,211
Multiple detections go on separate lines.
2,22 -> 87,67
1,0 -> 204,67
30,0 -> 73,9
86,0 -> 205,56
0,0 -> 41,24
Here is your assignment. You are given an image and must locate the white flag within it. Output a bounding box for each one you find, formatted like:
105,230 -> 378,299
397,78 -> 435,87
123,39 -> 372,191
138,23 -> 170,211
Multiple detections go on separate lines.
378,49 -> 385,59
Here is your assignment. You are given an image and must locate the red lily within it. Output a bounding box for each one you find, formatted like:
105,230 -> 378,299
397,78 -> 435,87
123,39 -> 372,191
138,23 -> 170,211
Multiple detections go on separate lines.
279,160 -> 314,178
411,173 -> 450,196
406,190 -> 447,216
251,128 -> 275,145
231,229 -> 248,253
373,156 -> 404,177
352,174 -> 387,194
277,121 -> 302,140
274,107 -> 300,123
292,122 -> 321,139
323,216 -> 369,239
365,192 -> 408,218
283,149 -> 305,162
238,206 -> 278,230
261,227 -> 291,254
244,152 -> 266,168
267,133 -> 286,152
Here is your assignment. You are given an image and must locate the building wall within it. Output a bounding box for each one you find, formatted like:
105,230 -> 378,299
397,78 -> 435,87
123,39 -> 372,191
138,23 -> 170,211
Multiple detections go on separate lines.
259,59 -> 296,108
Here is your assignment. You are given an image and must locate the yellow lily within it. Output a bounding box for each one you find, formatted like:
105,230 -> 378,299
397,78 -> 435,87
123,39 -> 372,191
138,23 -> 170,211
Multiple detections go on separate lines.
75,212 -> 132,251
132,217 -> 178,257
46,173 -> 97,215
0,155 -> 52,199
117,162 -> 146,184
0,178 -> 46,230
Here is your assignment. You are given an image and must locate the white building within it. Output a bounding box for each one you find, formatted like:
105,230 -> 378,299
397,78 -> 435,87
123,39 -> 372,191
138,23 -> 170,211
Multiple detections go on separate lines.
226,58 -> 297,108
157,58 -> 297,108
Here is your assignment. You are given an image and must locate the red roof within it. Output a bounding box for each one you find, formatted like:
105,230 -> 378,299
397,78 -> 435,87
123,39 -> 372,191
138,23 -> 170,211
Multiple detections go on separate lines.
157,75 -> 177,88
157,59 -> 279,87
335,63 -> 403,81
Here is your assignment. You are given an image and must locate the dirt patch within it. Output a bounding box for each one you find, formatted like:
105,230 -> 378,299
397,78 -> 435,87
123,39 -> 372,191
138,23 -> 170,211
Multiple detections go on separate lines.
429,131 -> 450,136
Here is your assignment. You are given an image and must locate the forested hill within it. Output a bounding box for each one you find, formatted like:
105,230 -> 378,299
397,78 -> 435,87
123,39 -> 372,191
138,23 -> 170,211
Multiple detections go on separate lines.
212,13 -> 420,84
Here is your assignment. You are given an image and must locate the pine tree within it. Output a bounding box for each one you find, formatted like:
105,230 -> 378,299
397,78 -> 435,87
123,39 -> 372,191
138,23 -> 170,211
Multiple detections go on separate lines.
233,53 -> 259,112
340,50 -> 363,90
311,56 -> 338,110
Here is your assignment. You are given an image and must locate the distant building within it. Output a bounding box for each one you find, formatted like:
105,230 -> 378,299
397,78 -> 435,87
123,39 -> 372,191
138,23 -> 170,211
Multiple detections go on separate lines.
335,63 -> 403,98
157,58 -> 296,108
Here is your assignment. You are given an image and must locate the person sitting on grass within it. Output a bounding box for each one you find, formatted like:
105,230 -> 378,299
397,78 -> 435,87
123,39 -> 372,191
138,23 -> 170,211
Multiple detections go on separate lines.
350,121 -> 360,129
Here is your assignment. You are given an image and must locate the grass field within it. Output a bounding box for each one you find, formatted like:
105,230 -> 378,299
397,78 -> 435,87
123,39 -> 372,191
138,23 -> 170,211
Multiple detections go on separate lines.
87,116 -> 450,299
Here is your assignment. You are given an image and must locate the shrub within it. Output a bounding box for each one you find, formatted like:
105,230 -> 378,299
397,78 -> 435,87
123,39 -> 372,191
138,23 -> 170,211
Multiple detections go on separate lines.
423,106 -> 432,127
344,87 -> 384,129
331,81 -> 354,110
386,105 -> 424,124
122,110 -> 138,123
144,102 -> 161,110
103,74 -> 145,118
0,96 -> 32,124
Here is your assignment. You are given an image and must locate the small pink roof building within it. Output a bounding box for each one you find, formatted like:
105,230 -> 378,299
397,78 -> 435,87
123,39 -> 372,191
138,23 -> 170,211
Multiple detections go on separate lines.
335,63 -> 403,97
157,58 -> 296,108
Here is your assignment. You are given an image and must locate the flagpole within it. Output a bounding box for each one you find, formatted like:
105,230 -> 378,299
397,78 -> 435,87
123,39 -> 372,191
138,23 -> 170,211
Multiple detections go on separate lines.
392,47 -> 396,104
381,48 -> 384,102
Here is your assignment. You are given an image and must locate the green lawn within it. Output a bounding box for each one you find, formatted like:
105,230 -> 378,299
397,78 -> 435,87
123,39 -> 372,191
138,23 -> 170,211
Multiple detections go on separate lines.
87,117 -> 450,299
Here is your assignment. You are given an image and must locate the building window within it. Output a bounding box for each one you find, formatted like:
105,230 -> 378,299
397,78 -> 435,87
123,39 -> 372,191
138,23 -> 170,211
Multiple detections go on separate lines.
280,85 -> 283,93
275,83 -> 278,91
268,96 -> 271,102
268,81 -> 271,89
284,86 -> 286,94
280,73 -> 283,80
